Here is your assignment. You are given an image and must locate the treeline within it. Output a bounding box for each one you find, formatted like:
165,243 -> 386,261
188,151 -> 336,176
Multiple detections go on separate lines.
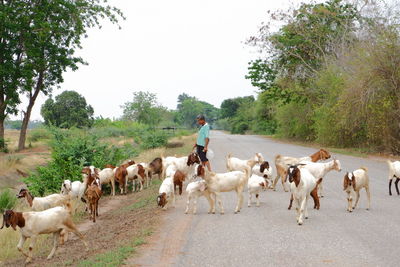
218,0 -> 400,154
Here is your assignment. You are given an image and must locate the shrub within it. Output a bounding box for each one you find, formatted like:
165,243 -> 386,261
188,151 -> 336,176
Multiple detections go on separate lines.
24,128 -> 139,196
0,138 -> 8,153
140,131 -> 168,149
28,128 -> 52,143
0,189 -> 17,213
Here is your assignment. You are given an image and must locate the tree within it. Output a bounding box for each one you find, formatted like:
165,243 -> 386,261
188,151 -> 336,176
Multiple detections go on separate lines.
3,0 -> 124,151
174,94 -> 220,128
220,96 -> 255,119
122,91 -> 166,126
41,91 -> 94,128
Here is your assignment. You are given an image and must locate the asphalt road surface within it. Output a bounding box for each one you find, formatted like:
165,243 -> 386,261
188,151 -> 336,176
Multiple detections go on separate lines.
134,131 -> 399,267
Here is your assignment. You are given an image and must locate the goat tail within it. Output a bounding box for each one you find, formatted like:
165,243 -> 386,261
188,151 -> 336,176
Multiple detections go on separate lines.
275,154 -> 282,163
360,166 -> 368,172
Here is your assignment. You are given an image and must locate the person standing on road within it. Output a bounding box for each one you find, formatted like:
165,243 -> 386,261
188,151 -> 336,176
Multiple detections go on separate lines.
193,114 -> 211,171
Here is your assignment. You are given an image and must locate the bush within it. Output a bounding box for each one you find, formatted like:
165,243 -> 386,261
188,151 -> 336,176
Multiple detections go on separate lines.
0,138 -> 8,153
28,128 -> 52,143
0,189 -> 17,213
24,128 -> 139,196
140,131 -> 168,149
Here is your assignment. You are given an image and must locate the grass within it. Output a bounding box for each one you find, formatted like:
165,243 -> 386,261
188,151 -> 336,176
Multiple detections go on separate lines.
0,132 -> 195,266
265,134 -> 373,158
0,198 -> 86,263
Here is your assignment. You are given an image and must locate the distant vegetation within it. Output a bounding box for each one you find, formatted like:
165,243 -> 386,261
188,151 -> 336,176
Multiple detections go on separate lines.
217,0 -> 400,154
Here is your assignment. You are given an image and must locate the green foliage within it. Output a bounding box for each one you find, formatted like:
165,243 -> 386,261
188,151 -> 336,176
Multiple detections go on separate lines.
24,128 -> 138,196
174,93 -> 220,128
122,91 -> 166,126
0,189 -> 17,213
275,101 -> 314,140
28,128 -> 52,143
41,91 -> 94,128
140,131 -> 168,150
0,138 -> 8,153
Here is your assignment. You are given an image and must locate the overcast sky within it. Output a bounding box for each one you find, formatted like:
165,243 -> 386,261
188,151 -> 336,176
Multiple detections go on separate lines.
22,0 -> 294,121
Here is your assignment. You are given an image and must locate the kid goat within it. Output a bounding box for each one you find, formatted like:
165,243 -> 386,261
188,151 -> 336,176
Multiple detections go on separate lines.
343,167 -> 371,212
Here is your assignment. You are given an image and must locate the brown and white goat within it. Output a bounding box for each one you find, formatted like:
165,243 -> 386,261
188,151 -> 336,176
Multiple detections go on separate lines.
149,157 -> 163,180
272,149 -> 331,192
173,170 -> 186,195
0,203 -> 88,264
343,167 -> 371,212
113,160 -> 135,194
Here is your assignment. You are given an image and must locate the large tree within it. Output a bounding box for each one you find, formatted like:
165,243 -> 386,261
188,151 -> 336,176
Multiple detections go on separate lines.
122,91 -> 166,126
0,0 -> 124,150
41,90 -> 94,128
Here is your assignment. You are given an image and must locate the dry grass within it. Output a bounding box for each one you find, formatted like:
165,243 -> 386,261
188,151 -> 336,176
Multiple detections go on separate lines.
0,134 -> 195,266
0,199 -> 86,263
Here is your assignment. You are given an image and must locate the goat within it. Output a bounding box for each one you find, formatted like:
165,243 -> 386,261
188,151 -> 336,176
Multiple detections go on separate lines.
86,182 -> 102,222
184,179 -> 213,214
173,170 -> 186,195
162,152 -> 200,179
113,160 -> 135,194
196,164 -> 250,214
126,164 -> 146,192
139,162 -> 152,188
98,167 -> 116,196
300,158 -> 341,198
226,153 -> 264,172
252,161 -> 273,187
157,177 -> 175,210
149,157 -> 163,180
387,160 -> 400,195
287,165 -> 322,225
17,189 -> 70,212
247,174 -> 269,207
343,168 -> 371,212
0,203 -> 88,264
272,149 -> 331,192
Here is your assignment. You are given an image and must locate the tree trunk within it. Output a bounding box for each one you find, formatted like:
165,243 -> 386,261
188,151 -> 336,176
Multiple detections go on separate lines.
17,72 -> 43,151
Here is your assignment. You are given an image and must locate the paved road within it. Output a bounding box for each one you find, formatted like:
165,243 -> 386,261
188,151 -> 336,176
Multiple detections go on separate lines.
135,131 -> 399,267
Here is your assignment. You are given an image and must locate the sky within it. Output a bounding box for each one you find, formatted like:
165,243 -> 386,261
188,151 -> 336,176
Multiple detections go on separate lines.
20,0 -> 294,121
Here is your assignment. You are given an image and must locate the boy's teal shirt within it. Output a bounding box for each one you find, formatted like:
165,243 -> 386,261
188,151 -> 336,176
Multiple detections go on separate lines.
196,123 -> 210,146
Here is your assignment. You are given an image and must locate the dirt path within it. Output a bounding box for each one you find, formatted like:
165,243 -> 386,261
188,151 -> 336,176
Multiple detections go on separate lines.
4,187 -> 162,267
126,194 -> 193,267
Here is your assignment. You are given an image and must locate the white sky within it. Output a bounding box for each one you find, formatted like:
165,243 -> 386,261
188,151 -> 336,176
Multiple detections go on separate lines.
21,0 -> 294,121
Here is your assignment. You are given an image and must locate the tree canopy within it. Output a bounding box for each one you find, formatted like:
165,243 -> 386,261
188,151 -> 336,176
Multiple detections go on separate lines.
41,91 -> 94,128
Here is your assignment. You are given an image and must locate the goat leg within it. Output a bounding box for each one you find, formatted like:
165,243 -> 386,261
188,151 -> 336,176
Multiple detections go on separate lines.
310,187 -> 320,210
389,179 -> 393,195
395,178 -> 400,195
288,193 -> 293,210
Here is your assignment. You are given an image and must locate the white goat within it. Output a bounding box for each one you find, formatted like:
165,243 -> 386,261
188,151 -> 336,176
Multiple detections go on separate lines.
252,161 -> 273,186
226,153 -> 264,172
17,189 -> 70,212
157,177 -> 175,210
247,174 -> 268,207
387,160 -> 400,196
126,164 -> 146,192
287,165 -> 322,225
1,204 -> 88,264
300,159 -> 341,197
273,149 -> 331,192
61,180 -> 86,203
162,152 -> 200,179
184,179 -> 213,214
196,165 -> 249,214
343,168 -> 371,212
98,167 -> 116,196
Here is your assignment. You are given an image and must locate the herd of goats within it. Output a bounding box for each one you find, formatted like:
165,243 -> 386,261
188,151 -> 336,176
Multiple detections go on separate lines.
2,148 -> 400,264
